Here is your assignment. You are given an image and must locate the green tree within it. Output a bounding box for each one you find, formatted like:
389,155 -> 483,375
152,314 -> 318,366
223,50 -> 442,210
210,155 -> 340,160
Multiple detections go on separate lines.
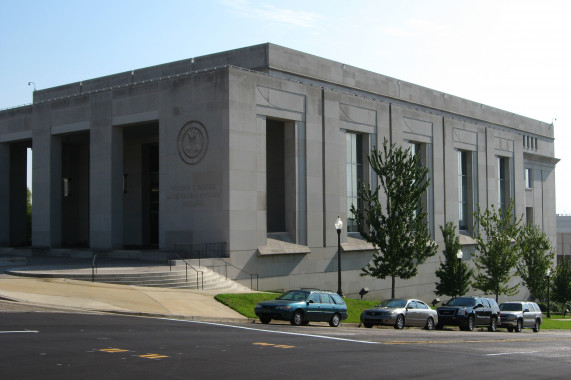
352,138 -> 437,298
435,222 -> 473,297
472,200 -> 522,302
551,260 -> 571,317
516,224 -> 555,300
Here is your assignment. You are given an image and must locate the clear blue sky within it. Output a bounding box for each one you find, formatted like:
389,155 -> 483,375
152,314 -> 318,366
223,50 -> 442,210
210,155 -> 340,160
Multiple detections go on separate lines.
2,0 -> 570,212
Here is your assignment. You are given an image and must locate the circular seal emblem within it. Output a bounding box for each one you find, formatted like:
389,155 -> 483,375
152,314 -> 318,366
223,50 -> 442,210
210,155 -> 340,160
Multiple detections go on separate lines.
177,121 -> 208,165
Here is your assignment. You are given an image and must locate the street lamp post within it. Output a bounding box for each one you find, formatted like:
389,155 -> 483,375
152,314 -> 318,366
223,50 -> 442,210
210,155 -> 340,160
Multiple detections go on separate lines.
456,249 -> 463,297
335,216 -> 343,297
547,268 -> 552,318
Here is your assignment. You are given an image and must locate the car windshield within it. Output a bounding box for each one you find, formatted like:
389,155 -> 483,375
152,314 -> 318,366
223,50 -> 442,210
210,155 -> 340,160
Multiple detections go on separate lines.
276,291 -> 309,302
446,298 -> 476,307
500,303 -> 523,311
378,299 -> 407,308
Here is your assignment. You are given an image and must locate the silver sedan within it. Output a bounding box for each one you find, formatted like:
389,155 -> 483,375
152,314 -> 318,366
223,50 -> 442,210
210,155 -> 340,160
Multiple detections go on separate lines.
360,298 -> 438,330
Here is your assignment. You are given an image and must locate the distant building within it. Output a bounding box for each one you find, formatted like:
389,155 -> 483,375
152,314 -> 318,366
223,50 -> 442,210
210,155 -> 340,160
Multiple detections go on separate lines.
0,43 -> 558,300
557,215 -> 571,266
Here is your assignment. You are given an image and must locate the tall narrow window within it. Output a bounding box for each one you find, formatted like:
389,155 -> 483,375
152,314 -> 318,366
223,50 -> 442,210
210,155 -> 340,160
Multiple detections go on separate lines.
526,207 -> 534,226
458,150 -> 476,232
346,132 -> 363,233
266,119 -> 297,241
409,142 -> 432,223
458,151 -> 469,231
498,157 -> 510,211
525,168 -> 533,189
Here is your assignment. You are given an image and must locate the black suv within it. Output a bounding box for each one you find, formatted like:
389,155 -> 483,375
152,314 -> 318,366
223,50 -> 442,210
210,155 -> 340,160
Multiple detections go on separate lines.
436,296 -> 500,331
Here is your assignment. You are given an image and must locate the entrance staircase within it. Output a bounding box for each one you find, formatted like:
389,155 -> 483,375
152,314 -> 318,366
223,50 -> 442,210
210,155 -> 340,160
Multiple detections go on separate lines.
6,264 -> 253,293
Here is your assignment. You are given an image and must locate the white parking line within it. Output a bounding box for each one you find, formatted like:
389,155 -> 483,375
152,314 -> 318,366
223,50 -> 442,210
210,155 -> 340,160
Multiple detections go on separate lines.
486,351 -> 539,356
0,330 -> 39,334
162,318 -> 381,345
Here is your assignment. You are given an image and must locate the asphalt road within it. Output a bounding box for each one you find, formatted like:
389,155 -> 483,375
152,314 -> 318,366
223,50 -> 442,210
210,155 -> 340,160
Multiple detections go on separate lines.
1,303 -> 571,379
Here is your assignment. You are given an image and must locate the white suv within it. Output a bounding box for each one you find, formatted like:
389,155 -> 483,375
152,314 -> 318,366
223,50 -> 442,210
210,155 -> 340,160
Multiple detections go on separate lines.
499,301 -> 542,332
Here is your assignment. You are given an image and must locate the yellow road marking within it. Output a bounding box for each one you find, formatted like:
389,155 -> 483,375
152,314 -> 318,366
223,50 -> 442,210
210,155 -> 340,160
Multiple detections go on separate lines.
139,354 -> 169,359
98,348 -> 168,359
253,342 -> 295,348
99,348 -> 129,353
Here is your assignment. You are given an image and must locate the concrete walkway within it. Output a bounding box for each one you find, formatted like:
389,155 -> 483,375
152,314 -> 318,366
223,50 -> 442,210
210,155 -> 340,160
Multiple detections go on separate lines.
0,259 -> 252,321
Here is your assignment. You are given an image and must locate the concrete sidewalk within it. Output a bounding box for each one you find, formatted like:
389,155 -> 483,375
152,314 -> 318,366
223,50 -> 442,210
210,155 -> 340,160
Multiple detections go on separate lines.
0,272 -> 250,321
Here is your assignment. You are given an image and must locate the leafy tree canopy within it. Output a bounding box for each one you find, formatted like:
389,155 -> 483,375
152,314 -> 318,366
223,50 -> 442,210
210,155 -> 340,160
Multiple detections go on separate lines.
352,138 -> 437,298
435,222 -> 473,297
551,260 -> 571,315
472,200 -> 522,301
516,224 -> 555,300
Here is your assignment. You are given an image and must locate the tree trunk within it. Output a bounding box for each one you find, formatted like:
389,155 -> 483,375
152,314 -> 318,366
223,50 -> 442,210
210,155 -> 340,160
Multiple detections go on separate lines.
391,275 -> 395,298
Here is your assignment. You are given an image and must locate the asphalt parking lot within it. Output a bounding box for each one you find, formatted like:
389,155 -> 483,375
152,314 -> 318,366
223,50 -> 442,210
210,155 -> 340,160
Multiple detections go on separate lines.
2,302 -> 571,379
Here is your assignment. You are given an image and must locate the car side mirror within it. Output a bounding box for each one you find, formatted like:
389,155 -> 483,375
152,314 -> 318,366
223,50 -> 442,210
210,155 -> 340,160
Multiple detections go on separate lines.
308,300 -> 315,304
475,304 -> 483,308
524,308 -> 529,313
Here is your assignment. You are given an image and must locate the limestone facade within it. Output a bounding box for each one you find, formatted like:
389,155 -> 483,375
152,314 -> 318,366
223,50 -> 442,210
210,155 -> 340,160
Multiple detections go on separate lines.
0,44 -> 558,300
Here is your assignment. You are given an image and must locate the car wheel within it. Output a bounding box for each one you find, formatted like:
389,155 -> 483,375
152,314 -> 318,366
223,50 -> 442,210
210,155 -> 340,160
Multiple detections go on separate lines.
435,323 -> 444,330
291,310 -> 304,326
465,316 -> 475,331
488,317 -> 497,332
507,326 -> 513,332
533,320 -> 540,333
329,313 -> 341,327
515,319 -> 523,332
363,322 -> 373,328
394,314 -> 405,329
425,317 -> 435,330
260,316 -> 271,324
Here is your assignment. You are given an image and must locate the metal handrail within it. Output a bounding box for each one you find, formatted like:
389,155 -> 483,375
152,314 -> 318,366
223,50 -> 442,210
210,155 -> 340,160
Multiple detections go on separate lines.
91,254 -> 97,282
215,258 -> 259,291
172,242 -> 258,291
170,251 -> 204,290
173,242 -> 227,266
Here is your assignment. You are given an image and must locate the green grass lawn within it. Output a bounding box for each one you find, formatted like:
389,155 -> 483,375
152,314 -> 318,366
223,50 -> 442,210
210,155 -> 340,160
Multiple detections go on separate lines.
215,292 -> 380,323
215,293 -> 571,329
541,315 -> 571,329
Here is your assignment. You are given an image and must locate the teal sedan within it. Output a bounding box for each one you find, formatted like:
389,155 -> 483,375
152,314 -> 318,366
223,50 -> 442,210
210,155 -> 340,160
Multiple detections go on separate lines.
254,289 -> 348,327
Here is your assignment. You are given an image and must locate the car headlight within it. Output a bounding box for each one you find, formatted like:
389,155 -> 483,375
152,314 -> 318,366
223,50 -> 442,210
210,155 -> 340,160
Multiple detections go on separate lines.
456,308 -> 467,316
275,306 -> 292,311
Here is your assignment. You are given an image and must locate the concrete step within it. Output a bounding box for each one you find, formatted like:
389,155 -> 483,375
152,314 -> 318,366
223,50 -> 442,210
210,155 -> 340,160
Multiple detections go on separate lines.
0,256 -> 27,266
6,264 -> 252,292
97,268 -> 251,292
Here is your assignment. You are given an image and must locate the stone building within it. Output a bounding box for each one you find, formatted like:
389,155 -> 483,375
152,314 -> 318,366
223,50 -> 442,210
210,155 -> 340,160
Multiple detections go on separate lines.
557,215 -> 571,267
0,43 -> 558,300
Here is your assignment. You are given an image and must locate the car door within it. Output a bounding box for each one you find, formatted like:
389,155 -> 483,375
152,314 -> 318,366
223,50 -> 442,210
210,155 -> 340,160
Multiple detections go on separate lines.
416,300 -> 432,327
319,293 -> 335,321
405,300 -> 420,326
474,298 -> 488,325
523,303 -> 534,327
330,293 -> 347,317
305,293 -> 321,321
482,299 -> 493,325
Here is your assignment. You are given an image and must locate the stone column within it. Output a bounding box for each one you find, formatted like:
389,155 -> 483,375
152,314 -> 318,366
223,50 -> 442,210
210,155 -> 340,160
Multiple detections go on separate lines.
89,93 -> 123,249
32,104 -> 62,248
